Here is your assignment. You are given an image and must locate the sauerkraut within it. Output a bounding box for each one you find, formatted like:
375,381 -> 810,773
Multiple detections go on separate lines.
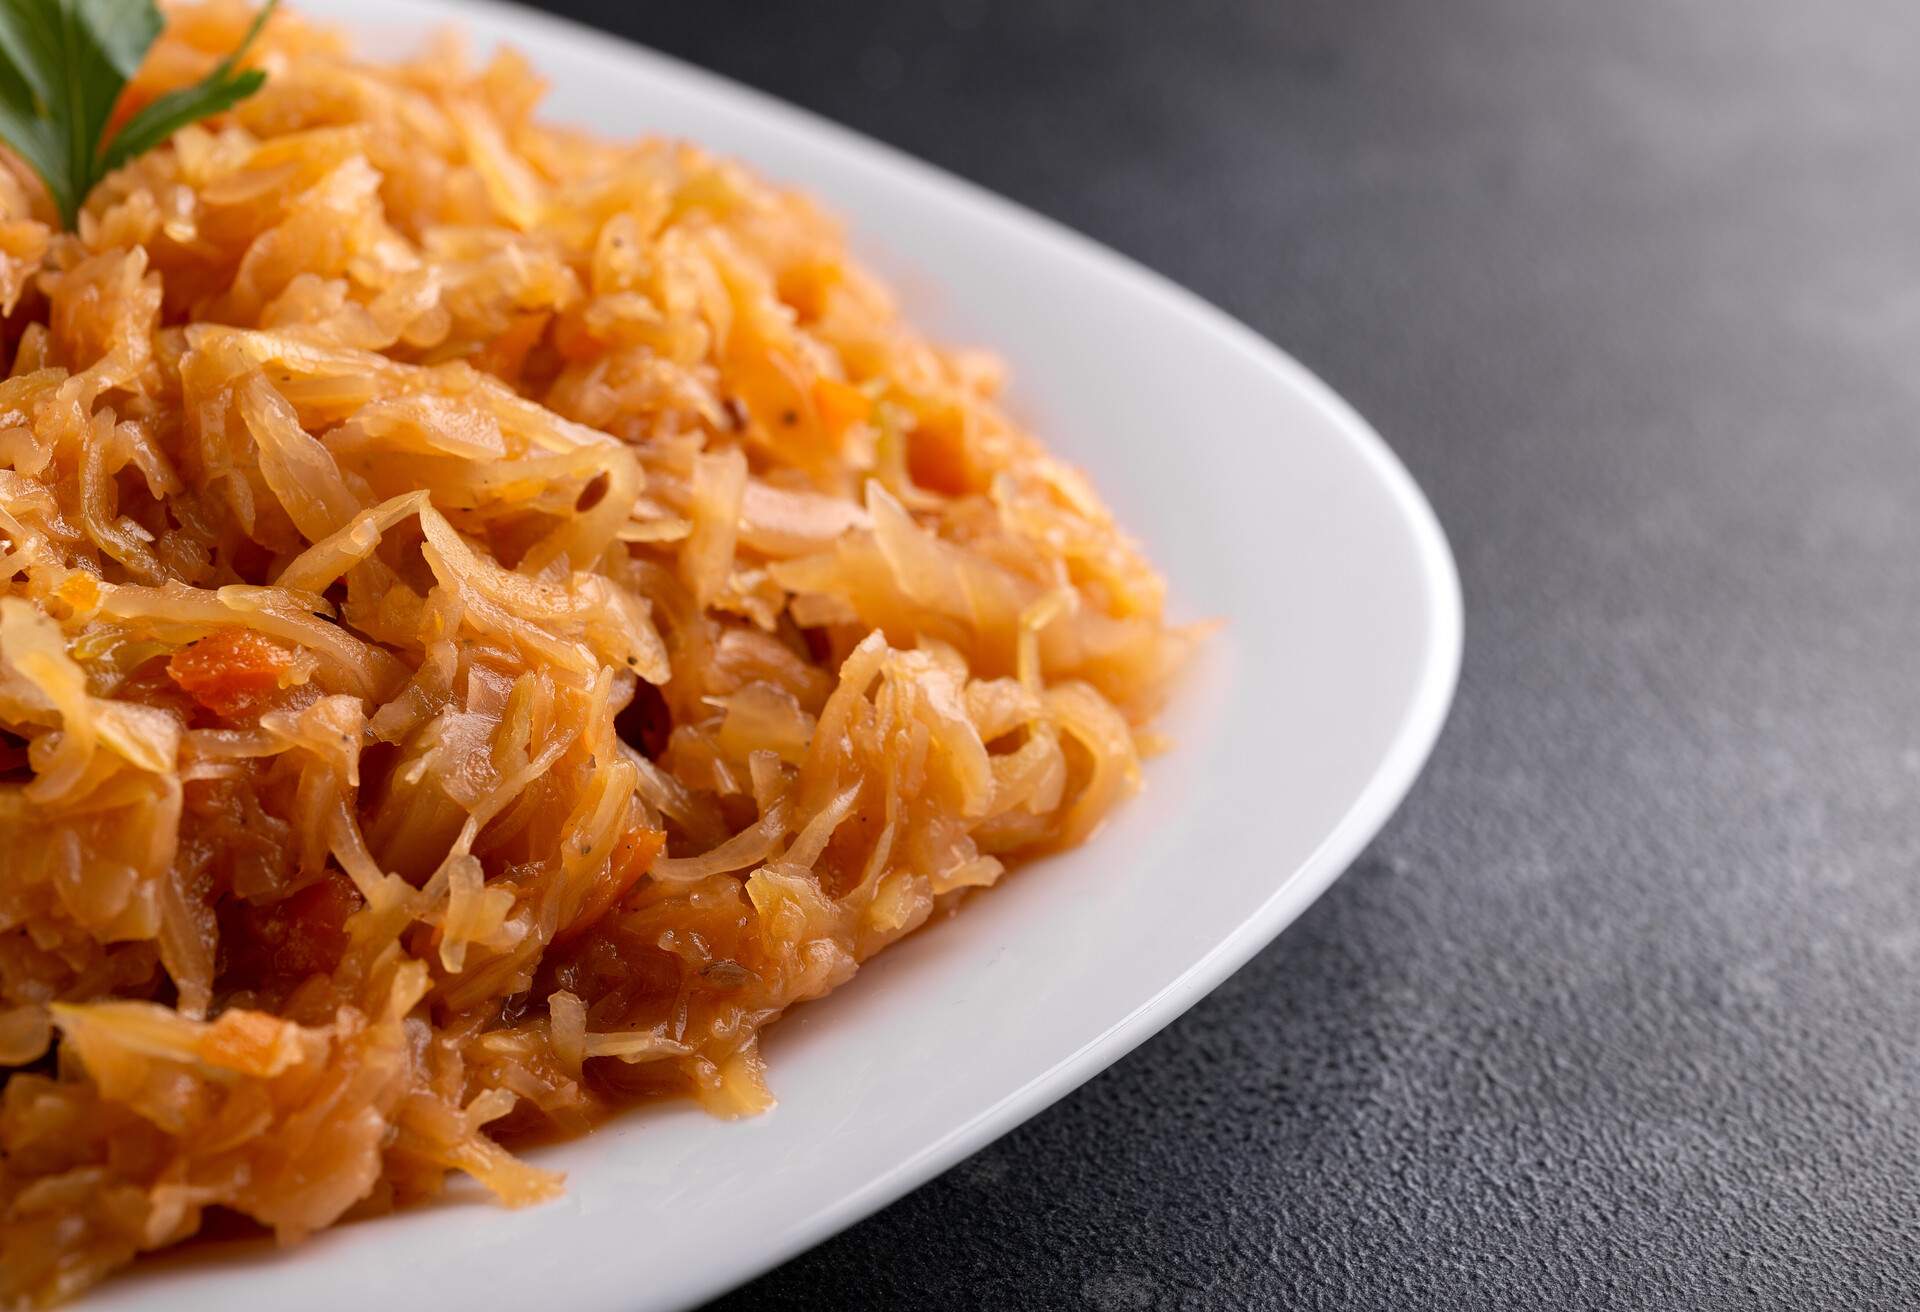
0,3 -> 1192,1304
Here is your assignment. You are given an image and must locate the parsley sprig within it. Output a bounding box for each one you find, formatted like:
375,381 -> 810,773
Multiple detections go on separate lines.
0,0 -> 276,229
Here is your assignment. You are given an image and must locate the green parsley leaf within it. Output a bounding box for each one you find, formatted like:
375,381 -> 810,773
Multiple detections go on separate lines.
0,0 -> 275,230
102,0 -> 274,176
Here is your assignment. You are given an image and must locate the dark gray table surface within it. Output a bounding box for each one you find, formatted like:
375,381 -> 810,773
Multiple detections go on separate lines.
527,1 -> 1920,1307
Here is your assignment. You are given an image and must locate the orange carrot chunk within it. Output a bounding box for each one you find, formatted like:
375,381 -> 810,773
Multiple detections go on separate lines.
166,628 -> 295,719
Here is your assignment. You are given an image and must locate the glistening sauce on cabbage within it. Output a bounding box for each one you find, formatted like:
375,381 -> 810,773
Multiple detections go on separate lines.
0,3 -> 1193,1304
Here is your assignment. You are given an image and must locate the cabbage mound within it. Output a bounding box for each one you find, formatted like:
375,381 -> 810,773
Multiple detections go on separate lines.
0,4 -> 1190,1304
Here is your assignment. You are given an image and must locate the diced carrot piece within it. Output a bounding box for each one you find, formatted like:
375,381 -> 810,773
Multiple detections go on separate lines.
777,260 -> 842,321
812,376 -> 870,445
166,628 -> 294,719
906,409 -> 972,496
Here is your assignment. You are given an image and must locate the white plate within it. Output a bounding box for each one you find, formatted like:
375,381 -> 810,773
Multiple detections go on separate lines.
100,2 -> 1462,1308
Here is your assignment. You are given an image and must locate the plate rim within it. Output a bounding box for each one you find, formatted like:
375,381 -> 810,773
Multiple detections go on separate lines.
124,1 -> 1465,1305
460,0 -> 1467,1288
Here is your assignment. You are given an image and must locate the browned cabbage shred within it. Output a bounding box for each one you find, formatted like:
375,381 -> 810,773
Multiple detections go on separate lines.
0,3 -> 1190,1304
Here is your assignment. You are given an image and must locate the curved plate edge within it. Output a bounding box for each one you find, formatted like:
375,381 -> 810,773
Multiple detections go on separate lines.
393,5 -> 1468,1303
227,3 -> 1467,1305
